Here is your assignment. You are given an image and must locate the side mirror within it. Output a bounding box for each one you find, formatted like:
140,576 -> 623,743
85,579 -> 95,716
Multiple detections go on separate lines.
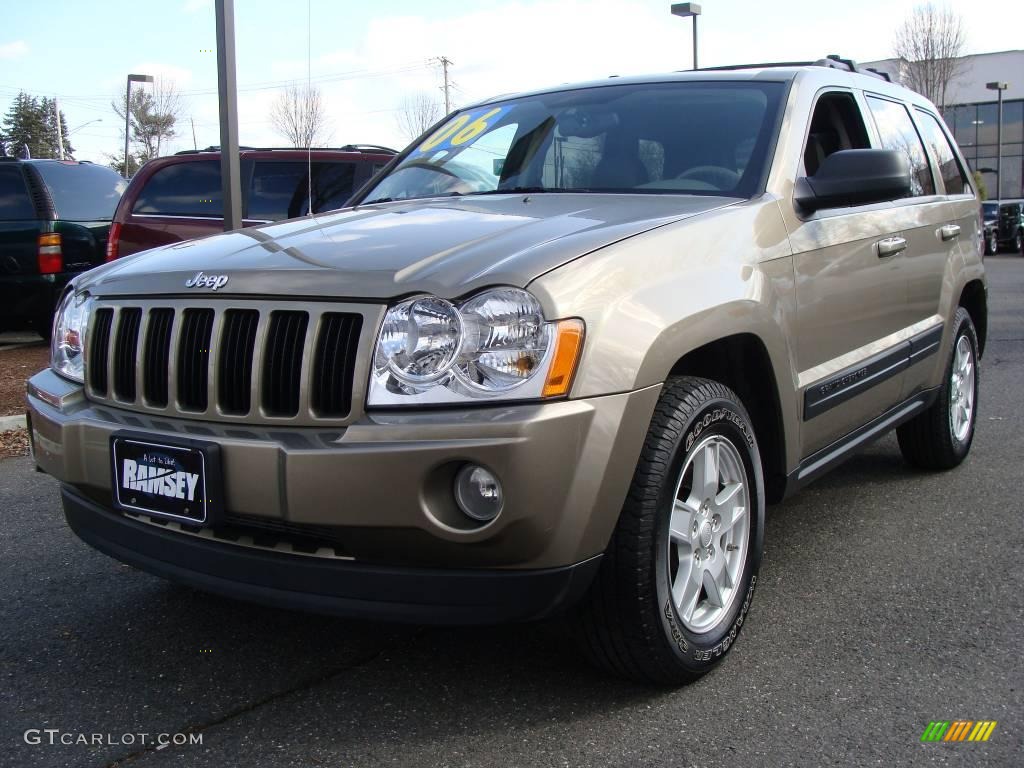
795,149 -> 911,212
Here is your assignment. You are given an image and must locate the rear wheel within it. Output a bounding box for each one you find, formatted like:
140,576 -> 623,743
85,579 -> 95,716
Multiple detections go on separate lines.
897,308 -> 979,469
571,377 -> 764,685
984,230 -> 998,255
1015,229 -> 1023,255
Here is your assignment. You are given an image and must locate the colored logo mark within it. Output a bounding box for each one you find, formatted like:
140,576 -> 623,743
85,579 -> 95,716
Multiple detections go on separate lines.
921,720 -> 997,742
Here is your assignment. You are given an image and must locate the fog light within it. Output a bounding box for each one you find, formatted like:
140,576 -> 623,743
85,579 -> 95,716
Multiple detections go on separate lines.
454,464 -> 503,522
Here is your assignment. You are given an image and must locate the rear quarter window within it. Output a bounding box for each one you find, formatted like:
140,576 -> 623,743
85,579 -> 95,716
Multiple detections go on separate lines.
132,161 -> 222,217
247,160 -> 357,221
0,165 -> 35,220
33,162 -> 126,221
914,110 -> 970,196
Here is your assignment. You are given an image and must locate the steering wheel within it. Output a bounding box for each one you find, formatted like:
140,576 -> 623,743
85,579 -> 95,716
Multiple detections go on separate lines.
676,166 -> 741,190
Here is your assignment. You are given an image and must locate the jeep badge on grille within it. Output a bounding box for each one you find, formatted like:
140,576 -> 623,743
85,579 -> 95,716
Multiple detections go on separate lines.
185,271 -> 229,290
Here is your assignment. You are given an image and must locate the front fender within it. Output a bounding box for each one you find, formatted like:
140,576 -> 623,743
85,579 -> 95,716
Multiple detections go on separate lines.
531,196 -> 801,471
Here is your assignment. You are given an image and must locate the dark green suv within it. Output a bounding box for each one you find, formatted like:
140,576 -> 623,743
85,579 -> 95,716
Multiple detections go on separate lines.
0,158 -> 125,337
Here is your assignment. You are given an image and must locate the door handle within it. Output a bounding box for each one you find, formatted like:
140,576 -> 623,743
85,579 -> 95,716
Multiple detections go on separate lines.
876,236 -> 907,257
939,224 -> 961,241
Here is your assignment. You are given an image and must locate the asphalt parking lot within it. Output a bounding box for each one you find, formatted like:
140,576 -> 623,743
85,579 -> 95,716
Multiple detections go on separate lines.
2,256 -> 1021,768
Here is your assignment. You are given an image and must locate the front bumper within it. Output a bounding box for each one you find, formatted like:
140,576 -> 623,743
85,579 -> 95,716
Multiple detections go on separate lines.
28,368 -> 660,615
62,486 -> 602,624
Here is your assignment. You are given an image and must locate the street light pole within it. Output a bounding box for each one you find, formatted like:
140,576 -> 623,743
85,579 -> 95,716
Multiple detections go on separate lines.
124,74 -> 154,178
986,81 -> 1008,202
215,0 -> 242,231
67,119 -> 102,137
670,3 -> 702,71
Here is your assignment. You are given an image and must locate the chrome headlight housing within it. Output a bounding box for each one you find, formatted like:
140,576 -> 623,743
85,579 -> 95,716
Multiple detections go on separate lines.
51,290 -> 92,383
369,287 -> 583,406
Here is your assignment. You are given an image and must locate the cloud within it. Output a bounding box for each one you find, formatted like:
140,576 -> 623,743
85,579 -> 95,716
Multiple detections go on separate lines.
0,40 -> 29,60
181,0 -> 210,14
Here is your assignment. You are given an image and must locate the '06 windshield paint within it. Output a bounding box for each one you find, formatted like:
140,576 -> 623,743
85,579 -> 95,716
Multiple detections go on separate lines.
360,81 -> 785,204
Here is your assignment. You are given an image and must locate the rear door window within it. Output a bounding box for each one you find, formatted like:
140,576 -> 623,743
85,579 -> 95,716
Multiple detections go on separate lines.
0,165 -> 36,220
866,96 -> 935,197
33,162 -> 126,221
132,161 -> 222,217
247,161 -> 357,221
914,110 -> 970,195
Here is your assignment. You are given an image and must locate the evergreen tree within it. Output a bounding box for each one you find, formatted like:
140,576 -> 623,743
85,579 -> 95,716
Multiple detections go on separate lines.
0,92 -> 74,159
1,91 -> 45,158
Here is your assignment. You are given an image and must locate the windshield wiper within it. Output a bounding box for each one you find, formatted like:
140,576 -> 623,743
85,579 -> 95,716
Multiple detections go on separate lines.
468,186 -> 590,196
360,191 -> 466,206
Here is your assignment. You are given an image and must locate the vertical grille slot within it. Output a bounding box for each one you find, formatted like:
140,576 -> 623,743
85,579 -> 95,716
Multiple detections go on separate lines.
312,313 -> 362,417
143,309 -> 174,406
88,308 -> 114,395
261,311 -> 309,417
113,308 -> 142,401
218,309 -> 259,414
177,308 -> 214,411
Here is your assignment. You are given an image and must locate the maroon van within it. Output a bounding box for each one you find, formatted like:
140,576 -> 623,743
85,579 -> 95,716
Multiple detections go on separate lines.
106,145 -> 397,260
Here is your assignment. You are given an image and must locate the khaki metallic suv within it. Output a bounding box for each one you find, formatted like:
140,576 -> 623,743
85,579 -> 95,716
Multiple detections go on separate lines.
27,57 -> 986,684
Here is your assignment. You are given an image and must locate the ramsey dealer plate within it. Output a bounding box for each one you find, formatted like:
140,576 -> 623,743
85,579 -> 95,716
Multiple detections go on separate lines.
110,432 -> 223,525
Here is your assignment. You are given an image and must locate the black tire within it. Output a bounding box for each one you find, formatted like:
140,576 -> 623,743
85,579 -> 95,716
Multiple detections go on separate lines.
1016,229 -> 1023,256
897,308 -> 979,470
984,231 -> 998,256
570,377 -> 765,685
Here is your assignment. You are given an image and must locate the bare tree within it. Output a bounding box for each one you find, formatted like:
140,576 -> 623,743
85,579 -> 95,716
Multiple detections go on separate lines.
111,77 -> 182,162
270,84 -> 330,148
395,92 -> 442,142
893,3 -> 967,109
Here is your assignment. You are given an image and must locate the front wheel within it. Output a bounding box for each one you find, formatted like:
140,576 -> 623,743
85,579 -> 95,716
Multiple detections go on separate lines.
571,377 -> 764,685
897,308 -> 979,469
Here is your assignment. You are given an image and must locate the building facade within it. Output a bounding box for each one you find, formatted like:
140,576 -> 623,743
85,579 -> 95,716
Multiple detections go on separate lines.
863,50 -> 1024,200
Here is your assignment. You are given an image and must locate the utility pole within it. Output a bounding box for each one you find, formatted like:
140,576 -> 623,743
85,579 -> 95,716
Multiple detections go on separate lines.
437,56 -> 454,114
54,97 -> 63,160
191,116 -> 198,150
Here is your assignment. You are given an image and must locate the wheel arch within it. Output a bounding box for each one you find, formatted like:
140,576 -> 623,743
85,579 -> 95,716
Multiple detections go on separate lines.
668,333 -> 789,503
958,279 -> 987,357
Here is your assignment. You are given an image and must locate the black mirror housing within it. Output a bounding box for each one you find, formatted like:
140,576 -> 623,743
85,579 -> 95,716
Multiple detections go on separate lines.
796,149 -> 912,212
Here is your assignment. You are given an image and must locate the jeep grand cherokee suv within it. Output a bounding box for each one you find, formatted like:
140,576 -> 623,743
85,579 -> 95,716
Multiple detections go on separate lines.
27,57 -> 986,684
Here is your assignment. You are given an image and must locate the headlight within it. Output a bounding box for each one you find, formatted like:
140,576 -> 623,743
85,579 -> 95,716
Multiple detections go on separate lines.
51,290 -> 92,383
369,287 -> 583,406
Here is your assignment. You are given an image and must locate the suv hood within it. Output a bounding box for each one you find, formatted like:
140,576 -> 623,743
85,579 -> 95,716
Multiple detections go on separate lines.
81,194 -> 738,300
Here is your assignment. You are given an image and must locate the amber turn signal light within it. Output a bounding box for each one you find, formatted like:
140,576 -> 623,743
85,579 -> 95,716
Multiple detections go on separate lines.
543,319 -> 585,398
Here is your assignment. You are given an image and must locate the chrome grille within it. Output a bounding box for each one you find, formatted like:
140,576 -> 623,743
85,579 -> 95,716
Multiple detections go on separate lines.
85,299 -> 370,426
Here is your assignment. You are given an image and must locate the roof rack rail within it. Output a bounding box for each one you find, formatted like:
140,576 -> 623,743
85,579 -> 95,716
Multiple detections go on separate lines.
698,61 -> 816,72
174,145 -> 399,156
697,55 -> 892,82
817,54 -> 892,82
336,144 -> 399,154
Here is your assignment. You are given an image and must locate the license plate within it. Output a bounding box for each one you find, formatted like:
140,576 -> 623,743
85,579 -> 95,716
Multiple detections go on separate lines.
111,433 -> 223,525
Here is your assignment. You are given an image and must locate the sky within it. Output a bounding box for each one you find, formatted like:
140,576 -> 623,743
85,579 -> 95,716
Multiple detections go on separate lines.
1,0 -> 1021,165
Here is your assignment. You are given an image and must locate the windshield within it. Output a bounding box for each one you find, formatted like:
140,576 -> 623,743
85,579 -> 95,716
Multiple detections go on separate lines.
360,81 -> 785,204
34,161 -> 127,221
982,203 -> 997,217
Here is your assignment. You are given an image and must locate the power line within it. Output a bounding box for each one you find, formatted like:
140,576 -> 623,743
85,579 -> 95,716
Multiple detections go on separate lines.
0,60 -> 433,103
